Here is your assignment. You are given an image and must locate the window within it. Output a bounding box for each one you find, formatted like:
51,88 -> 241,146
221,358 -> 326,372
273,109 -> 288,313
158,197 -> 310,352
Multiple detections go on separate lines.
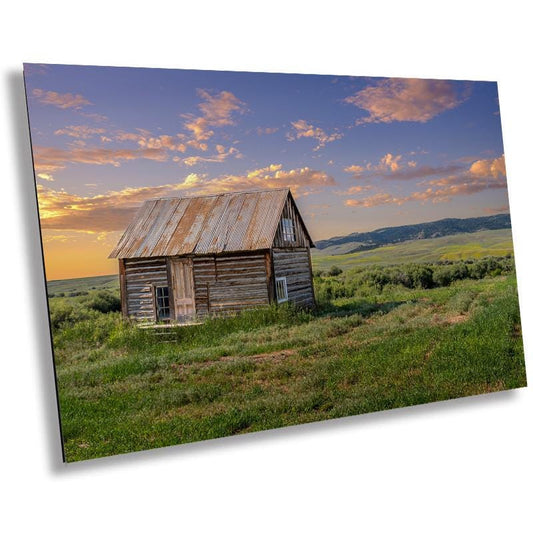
155,286 -> 170,321
275,277 -> 288,303
281,217 -> 296,242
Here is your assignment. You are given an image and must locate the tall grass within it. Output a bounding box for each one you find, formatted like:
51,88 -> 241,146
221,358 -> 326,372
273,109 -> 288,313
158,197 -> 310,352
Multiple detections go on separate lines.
48,257 -> 526,461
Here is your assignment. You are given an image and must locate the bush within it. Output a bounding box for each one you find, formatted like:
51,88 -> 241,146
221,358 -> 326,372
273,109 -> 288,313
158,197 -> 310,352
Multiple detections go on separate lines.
328,266 -> 343,277
86,291 -> 121,313
49,299 -> 100,331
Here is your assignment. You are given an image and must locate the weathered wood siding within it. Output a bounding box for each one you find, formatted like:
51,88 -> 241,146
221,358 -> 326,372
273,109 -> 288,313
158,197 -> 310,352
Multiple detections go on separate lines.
123,257 -> 168,321
193,252 -> 270,316
273,197 -> 310,248
272,248 -> 315,307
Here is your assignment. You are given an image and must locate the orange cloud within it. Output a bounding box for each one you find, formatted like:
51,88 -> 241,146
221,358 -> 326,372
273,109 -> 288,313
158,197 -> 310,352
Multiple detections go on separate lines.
54,125 -> 106,138
178,145 -> 241,166
338,185 -> 373,195
345,78 -> 466,124
345,153 -> 464,181
344,164 -> 365,175
345,154 -> 507,208
37,165 -> 335,233
469,155 -> 506,179
379,153 -> 402,172
182,89 -> 246,144
33,145 -> 169,175
32,88 -> 92,109
287,119 -> 343,151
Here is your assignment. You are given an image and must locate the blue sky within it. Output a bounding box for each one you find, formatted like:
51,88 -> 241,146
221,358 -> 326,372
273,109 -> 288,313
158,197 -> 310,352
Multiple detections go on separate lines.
24,63 -> 508,279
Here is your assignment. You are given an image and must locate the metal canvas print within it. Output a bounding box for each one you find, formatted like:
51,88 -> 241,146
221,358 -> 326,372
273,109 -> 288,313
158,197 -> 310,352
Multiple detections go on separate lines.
24,63 -> 527,462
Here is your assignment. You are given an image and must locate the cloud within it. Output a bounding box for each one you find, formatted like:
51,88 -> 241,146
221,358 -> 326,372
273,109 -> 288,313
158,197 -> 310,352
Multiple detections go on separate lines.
256,126 -> 279,135
345,193 -> 398,208
344,164 -> 365,175
379,153 -> 402,172
469,154 -> 506,179
37,176 -> 205,232
37,164 -> 335,232
32,88 -> 92,109
338,185 -> 373,195
345,78 -> 467,125
54,125 -> 106,139
287,120 -> 343,151
182,89 -> 246,145
178,145 -> 241,166
193,165 -> 336,196
33,145 -> 169,175
138,134 -> 187,153
344,152 -> 464,181
344,154 -> 507,208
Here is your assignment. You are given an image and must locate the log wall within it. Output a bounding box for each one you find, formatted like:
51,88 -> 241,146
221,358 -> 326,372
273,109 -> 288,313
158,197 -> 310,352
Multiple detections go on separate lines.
123,257 -> 168,321
193,252 -> 270,316
272,248 -> 315,307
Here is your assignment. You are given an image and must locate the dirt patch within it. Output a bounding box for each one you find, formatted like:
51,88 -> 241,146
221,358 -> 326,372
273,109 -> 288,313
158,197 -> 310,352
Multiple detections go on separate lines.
246,349 -> 296,363
446,314 -> 468,324
432,313 -> 468,325
172,349 -> 297,370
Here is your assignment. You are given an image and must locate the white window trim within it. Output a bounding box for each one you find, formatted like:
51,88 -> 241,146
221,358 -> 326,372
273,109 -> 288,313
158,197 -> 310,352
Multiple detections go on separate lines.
282,217 -> 296,242
275,276 -> 288,303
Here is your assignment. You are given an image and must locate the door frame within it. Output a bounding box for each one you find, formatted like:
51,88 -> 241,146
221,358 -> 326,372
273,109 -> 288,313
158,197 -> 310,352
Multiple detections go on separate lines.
169,256 -> 196,321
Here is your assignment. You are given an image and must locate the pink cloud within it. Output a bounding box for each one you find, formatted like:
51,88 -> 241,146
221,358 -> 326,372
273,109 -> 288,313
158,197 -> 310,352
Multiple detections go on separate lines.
287,119 -> 343,151
32,88 -> 92,109
345,78 -> 467,124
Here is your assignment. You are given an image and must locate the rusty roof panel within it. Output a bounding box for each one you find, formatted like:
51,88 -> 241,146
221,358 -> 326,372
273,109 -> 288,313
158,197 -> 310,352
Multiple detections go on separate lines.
109,188 -> 314,259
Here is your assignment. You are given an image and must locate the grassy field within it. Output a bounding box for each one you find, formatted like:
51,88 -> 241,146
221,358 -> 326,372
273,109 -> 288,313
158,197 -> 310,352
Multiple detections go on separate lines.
312,228 -> 514,271
45,230 -> 525,462
47,274 -> 118,297
52,266 -> 526,462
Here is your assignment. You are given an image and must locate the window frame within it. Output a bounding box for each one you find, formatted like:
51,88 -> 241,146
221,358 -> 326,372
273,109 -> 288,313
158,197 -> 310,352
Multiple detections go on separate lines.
275,276 -> 288,303
281,217 -> 296,243
154,285 -> 171,321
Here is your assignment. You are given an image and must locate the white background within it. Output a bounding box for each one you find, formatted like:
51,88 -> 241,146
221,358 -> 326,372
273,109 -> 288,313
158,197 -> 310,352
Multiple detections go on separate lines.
1,1 -> 531,531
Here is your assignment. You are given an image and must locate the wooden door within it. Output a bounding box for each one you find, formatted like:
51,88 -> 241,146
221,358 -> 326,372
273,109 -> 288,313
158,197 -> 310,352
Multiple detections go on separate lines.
171,258 -> 196,321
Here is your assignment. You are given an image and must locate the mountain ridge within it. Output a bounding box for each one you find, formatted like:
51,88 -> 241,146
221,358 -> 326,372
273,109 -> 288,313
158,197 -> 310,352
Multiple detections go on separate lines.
315,213 -> 511,255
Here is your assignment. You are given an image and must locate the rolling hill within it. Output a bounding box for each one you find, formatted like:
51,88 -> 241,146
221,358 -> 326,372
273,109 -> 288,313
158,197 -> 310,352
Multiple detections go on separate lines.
315,213 -> 511,255
311,228 -> 514,271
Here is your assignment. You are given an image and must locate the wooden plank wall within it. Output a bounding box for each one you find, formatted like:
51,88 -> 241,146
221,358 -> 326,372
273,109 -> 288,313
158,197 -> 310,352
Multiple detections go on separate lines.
273,197 -> 309,248
193,252 -> 270,316
272,248 -> 315,307
123,257 -> 168,321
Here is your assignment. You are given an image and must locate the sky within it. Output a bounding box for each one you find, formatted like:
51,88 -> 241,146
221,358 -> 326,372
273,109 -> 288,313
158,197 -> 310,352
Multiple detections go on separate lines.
24,63 -> 509,280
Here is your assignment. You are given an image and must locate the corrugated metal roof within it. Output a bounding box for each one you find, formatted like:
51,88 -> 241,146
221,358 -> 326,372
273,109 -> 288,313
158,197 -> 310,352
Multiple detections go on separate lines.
109,188 -> 313,258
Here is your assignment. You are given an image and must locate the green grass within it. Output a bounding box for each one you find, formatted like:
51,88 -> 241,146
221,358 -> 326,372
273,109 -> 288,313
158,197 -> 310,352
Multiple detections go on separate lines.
312,229 -> 514,271
54,272 -> 526,462
47,274 -> 118,297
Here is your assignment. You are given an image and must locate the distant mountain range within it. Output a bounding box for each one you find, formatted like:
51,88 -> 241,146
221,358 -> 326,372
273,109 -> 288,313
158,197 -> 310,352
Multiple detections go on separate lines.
314,213 -> 511,255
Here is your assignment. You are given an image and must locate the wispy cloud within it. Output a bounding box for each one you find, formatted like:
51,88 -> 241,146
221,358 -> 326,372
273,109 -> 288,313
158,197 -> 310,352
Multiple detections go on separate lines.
32,88 -> 92,110
182,89 -> 246,145
345,78 -> 467,125
345,155 -> 507,207
33,145 -> 168,175
177,145 -> 242,166
344,152 -> 463,180
256,126 -> 279,135
38,164 -> 336,232
287,119 -> 343,151
54,125 -> 106,139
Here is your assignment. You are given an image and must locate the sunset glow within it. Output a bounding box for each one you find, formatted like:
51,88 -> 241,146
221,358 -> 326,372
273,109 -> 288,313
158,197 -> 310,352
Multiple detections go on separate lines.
24,64 -> 508,280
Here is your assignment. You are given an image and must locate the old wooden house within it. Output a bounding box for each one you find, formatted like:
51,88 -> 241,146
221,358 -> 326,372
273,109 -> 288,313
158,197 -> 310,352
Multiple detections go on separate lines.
109,188 -> 315,323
